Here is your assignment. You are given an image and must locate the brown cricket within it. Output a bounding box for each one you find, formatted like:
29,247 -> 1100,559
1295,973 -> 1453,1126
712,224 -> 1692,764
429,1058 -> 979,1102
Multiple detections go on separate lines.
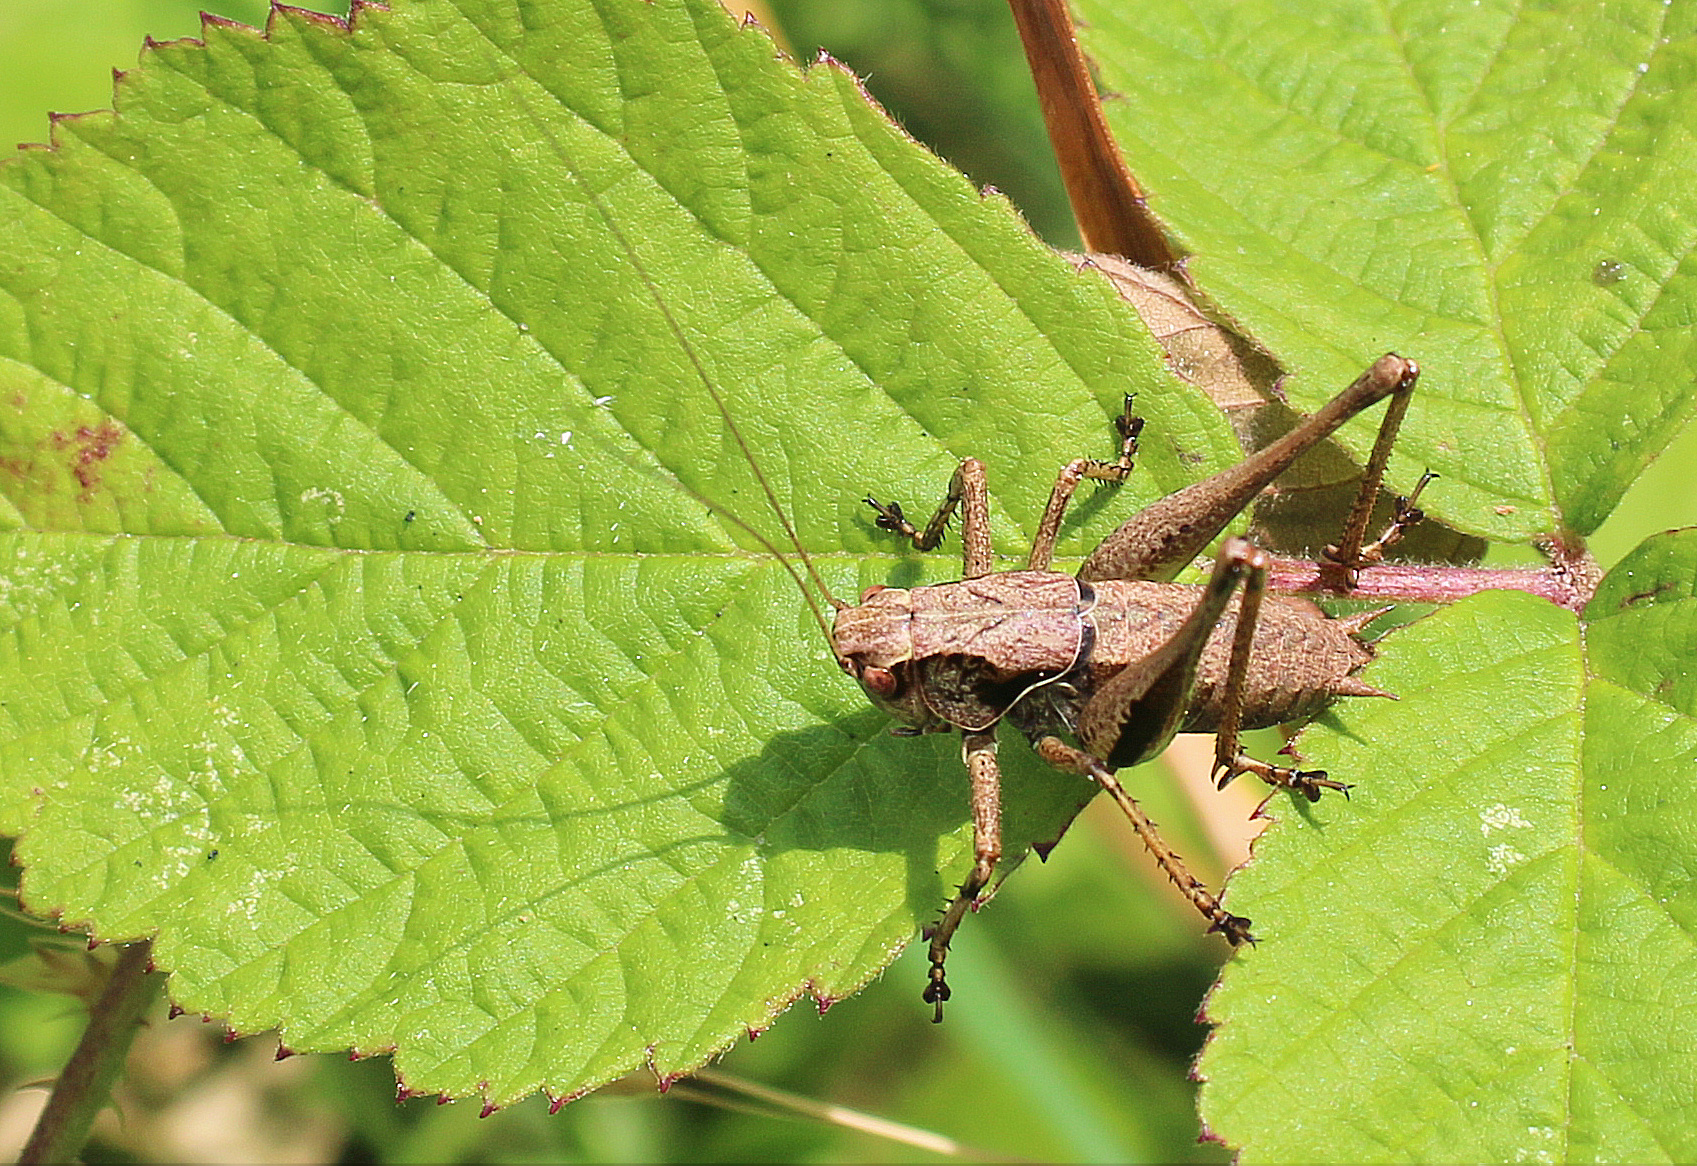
515,36 -> 1473,1035
569,115 -> 1433,1022
832,353 -> 1430,1020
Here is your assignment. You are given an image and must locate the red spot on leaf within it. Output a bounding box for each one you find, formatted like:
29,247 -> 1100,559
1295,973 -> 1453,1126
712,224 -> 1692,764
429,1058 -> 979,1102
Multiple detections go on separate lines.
60,421 -> 123,496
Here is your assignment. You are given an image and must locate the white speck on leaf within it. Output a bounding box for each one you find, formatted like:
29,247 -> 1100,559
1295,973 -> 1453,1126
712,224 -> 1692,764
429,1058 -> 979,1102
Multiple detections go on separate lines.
299,487 -> 346,520
1481,804 -> 1533,835
1487,844 -> 1527,877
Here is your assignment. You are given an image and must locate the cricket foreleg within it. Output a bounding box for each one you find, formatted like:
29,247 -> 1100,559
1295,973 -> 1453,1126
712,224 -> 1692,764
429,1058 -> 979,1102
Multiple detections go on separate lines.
1027,396 -> 1145,572
1035,736 -> 1253,945
1208,541 -> 1352,802
924,729 -> 1002,1022
867,458 -> 993,578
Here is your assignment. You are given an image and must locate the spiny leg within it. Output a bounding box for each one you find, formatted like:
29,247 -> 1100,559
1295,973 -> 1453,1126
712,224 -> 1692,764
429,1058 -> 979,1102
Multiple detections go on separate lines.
866,457 -> 993,578
924,729 -> 1002,1022
1027,396 -> 1145,572
1079,354 -> 1420,583
1073,537 -> 1265,773
1208,541 -> 1351,802
1323,470 -> 1439,586
1035,735 -> 1252,944
1318,364 -> 1422,583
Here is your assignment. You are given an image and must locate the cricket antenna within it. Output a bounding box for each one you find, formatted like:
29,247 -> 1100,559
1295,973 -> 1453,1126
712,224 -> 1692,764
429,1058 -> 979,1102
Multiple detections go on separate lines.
508,89 -> 843,646
626,272 -> 846,642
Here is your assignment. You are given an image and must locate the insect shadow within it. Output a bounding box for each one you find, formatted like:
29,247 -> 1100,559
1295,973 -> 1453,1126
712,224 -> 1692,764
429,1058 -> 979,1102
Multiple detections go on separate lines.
715,709 -> 1097,937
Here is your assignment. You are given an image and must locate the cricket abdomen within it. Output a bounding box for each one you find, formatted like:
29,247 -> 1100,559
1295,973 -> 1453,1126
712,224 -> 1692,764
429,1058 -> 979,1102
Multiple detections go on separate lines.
1082,581 -> 1380,732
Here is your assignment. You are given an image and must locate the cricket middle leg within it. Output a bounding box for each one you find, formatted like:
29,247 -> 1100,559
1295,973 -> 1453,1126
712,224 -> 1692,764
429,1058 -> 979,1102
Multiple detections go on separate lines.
1026,394 -> 1144,572
924,729 -> 1003,1022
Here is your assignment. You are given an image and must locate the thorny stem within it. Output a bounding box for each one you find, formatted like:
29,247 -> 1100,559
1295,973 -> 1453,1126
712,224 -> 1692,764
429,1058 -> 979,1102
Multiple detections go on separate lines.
19,940 -> 161,1166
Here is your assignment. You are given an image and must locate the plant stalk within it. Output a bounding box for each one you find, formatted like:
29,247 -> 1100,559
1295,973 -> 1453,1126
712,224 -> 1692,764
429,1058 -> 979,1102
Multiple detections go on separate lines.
19,940 -> 160,1165
1267,558 -> 1596,613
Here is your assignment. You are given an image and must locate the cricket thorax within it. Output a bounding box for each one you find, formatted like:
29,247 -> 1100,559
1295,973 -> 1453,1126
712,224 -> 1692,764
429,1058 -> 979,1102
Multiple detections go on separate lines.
831,571 -> 1096,732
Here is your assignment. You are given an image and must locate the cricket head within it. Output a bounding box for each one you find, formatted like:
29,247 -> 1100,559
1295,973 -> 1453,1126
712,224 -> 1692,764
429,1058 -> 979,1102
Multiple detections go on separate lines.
830,584 -> 948,733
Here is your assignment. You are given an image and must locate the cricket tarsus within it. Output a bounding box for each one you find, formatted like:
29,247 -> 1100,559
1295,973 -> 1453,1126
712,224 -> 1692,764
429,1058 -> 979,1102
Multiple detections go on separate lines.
1217,753 -> 1350,803
866,460 -> 993,577
1027,395 -> 1144,572
838,355 -> 1425,1016
1325,469 -> 1439,585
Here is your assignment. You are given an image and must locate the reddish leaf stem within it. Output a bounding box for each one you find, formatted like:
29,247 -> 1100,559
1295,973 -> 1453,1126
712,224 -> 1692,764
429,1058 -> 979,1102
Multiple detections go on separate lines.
1005,0 -> 1178,268
1268,558 -> 1595,613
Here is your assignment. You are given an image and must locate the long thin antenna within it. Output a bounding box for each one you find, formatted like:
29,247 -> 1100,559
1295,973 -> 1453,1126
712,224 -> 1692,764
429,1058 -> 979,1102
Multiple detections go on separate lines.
510,85 -> 842,644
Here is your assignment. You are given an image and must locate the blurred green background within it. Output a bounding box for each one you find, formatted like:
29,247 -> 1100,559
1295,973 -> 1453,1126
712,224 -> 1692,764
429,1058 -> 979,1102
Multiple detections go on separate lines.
0,1 -> 1691,1161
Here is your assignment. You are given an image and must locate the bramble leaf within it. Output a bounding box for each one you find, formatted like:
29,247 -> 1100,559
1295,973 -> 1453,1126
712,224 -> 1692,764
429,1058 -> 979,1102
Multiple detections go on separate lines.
1199,528 -> 1697,1161
1076,0 -> 1697,541
0,0 -> 1244,1107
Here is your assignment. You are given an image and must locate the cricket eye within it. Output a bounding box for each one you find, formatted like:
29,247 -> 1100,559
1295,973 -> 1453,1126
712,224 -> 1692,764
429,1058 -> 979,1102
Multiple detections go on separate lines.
859,584 -> 887,603
861,665 -> 899,698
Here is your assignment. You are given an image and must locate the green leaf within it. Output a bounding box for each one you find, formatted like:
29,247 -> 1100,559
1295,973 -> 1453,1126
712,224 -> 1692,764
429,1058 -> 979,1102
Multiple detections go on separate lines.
1199,528 -> 1697,1161
0,0 -> 1245,1107
1075,0 -> 1697,541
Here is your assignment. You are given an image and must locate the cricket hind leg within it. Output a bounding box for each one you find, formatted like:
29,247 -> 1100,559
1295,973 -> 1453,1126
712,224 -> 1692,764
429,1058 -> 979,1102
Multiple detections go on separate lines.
1206,541 -> 1351,802
1323,469 -> 1439,586
1079,354 -> 1420,584
866,458 -> 993,578
1026,395 -> 1145,572
924,729 -> 1002,1022
1034,735 -> 1253,945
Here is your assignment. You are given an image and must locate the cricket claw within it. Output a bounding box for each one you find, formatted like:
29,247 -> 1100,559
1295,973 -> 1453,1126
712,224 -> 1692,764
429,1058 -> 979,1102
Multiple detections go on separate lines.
1291,768 -> 1350,803
1115,400 -> 1145,444
923,967 -> 951,1023
1210,914 -> 1256,946
865,496 -> 909,533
